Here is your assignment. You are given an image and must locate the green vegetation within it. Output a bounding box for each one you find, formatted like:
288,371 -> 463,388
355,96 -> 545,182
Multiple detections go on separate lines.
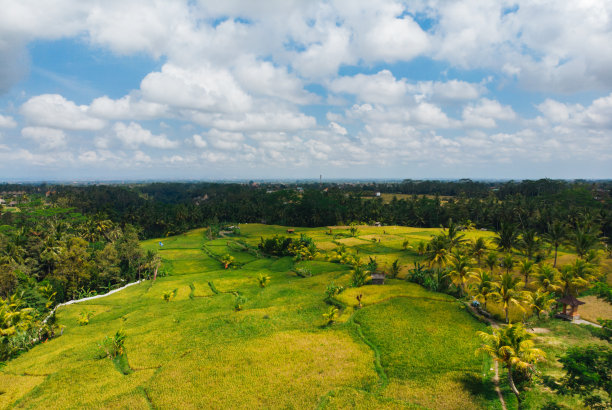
0,225 -> 507,408
0,177 -> 611,408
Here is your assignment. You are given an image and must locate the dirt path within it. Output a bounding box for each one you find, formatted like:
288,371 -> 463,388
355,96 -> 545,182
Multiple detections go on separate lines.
466,304 -> 507,410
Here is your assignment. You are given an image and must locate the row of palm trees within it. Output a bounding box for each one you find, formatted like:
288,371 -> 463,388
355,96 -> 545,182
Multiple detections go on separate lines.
422,220 -> 602,324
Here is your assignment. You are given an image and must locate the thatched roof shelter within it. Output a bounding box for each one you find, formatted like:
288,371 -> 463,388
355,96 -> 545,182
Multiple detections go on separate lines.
556,294 -> 585,320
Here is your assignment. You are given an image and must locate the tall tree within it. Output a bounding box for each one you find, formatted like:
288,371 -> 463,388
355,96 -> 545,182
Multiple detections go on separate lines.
425,235 -> 449,271
470,269 -> 493,310
493,223 -> 520,253
446,251 -> 476,297
518,230 -> 540,260
570,226 -> 599,259
442,218 -> 467,252
485,252 -> 498,274
542,222 -> 566,267
517,259 -> 535,286
534,264 -> 561,294
491,272 -> 525,323
501,254 -> 516,275
523,290 -> 555,319
470,237 -> 488,266
477,323 -> 546,405
52,237 -> 92,300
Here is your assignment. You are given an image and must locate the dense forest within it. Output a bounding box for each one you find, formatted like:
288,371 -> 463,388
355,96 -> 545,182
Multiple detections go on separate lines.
32,179 -> 612,245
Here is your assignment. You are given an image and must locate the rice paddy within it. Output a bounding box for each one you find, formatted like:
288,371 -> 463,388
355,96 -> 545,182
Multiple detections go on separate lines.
2,223 -> 592,409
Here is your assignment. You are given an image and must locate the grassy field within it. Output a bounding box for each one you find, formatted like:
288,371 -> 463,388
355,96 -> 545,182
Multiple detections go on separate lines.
1,223 -> 609,409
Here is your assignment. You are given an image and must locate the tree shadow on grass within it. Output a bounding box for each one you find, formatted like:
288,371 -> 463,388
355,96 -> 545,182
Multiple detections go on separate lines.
456,372 -> 499,404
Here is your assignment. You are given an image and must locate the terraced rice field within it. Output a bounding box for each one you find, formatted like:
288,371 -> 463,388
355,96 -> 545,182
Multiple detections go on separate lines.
1,225 -> 507,408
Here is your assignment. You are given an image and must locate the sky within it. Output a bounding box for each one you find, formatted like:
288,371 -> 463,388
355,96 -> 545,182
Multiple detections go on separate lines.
0,0 -> 611,181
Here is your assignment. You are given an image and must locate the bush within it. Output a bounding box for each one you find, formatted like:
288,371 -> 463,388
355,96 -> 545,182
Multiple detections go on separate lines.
97,330 -> 127,359
322,306 -> 339,325
257,273 -> 270,288
234,295 -> 246,311
78,311 -> 93,326
350,264 -> 369,287
389,259 -> 400,279
293,267 -> 312,278
258,235 -> 293,256
325,282 -> 344,299
163,288 -> 178,302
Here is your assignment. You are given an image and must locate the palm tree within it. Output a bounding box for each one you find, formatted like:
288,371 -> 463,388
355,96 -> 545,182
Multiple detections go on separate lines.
570,258 -> 596,282
477,323 -> 546,405
425,235 -> 448,270
542,222 -> 565,267
416,241 -> 427,256
485,252 -> 498,274
500,254 -> 516,275
446,252 -> 476,297
470,237 -> 488,266
442,218 -> 467,252
558,265 -> 589,297
523,290 -> 555,319
470,269 -> 493,310
490,272 -> 525,323
517,259 -> 535,285
534,264 -> 561,294
518,230 -> 540,260
570,226 -> 599,259
493,223 -> 519,253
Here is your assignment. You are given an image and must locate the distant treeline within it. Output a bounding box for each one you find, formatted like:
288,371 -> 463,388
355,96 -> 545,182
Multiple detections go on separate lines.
14,179 -> 606,244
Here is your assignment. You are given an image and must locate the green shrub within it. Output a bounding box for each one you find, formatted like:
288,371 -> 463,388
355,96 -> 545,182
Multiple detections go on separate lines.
350,264 -> 369,287
234,295 -> 246,311
389,259 -> 400,278
293,267 -> 312,278
78,311 -> 93,326
97,330 -> 127,359
257,273 -> 271,288
163,288 -> 178,302
325,282 -> 344,299
322,306 -> 339,325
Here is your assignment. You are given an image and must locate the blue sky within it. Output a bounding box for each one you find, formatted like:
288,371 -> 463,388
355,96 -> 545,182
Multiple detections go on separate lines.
0,1 -> 611,181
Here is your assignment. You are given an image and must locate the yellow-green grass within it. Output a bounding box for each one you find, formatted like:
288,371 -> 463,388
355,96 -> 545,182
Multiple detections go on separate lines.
363,193 -> 454,204
354,298 -> 495,409
578,295 -> 612,323
1,225 -> 502,409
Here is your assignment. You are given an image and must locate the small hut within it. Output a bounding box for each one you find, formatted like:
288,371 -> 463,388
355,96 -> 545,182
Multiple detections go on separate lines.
556,294 -> 585,321
371,273 -> 385,285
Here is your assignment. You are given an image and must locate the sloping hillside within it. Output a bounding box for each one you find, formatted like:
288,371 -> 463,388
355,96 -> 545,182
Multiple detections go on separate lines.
1,225 -> 498,409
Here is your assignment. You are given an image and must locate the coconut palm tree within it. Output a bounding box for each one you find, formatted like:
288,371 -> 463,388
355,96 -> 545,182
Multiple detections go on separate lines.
523,290 -> 555,319
570,258 -> 596,283
518,230 -> 540,260
470,269 -> 493,310
493,223 -> 520,253
485,252 -> 498,274
470,237 -> 488,266
501,254 -> 516,275
425,235 -> 448,270
558,265 -> 589,297
517,259 -> 535,286
446,252 -> 476,297
442,218 -> 467,252
490,272 -> 526,323
534,264 -> 561,294
477,323 -> 545,405
570,226 -> 599,259
542,222 -> 565,267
